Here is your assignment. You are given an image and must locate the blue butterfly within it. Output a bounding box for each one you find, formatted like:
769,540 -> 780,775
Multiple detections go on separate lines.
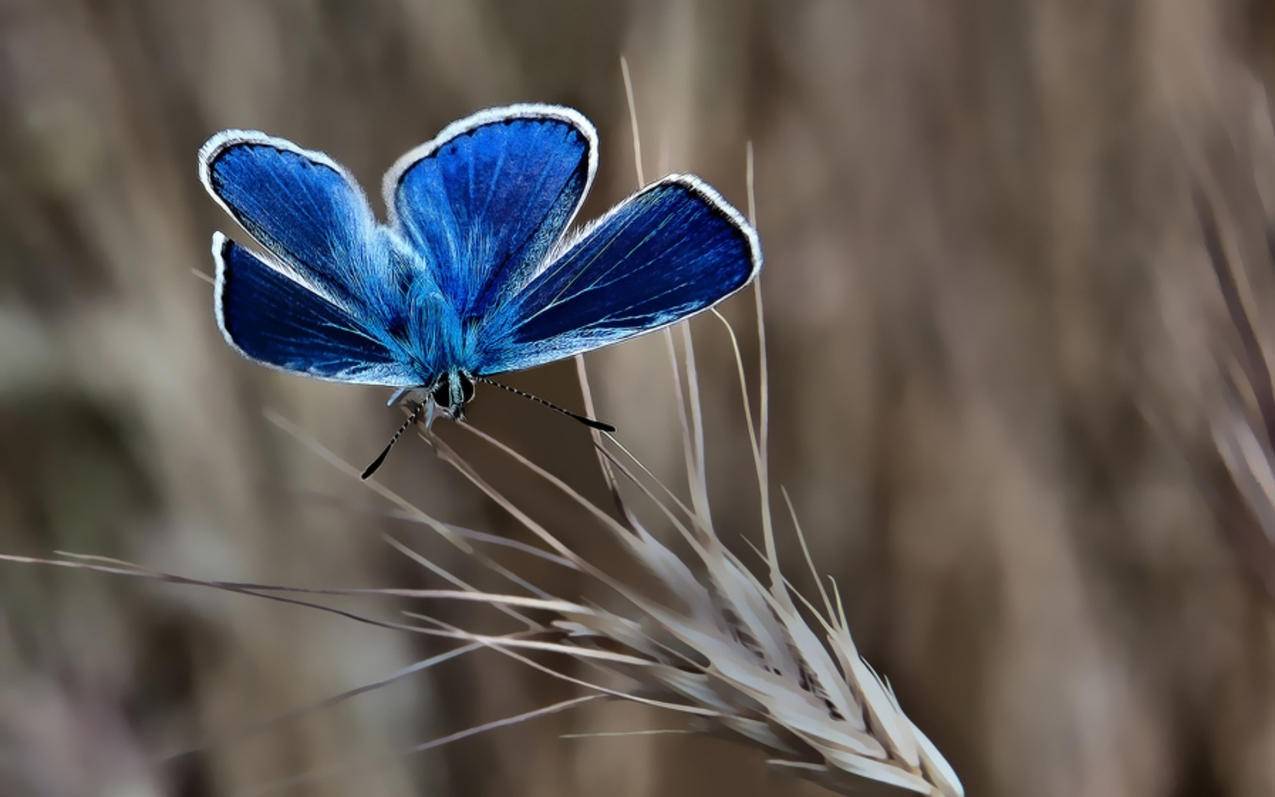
200,104 -> 761,473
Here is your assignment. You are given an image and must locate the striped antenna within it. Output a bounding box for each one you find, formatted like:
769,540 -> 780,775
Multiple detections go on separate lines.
362,403 -> 425,479
477,377 -> 615,432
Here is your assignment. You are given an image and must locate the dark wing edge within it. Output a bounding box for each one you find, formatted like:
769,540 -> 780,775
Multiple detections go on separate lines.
550,172 -> 763,287
197,129 -> 375,307
198,129 -> 368,233
380,103 -> 599,230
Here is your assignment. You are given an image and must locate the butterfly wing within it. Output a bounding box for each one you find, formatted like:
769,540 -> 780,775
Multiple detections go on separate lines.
200,130 -> 401,310
474,175 -> 761,374
213,233 -> 417,386
383,104 -> 596,319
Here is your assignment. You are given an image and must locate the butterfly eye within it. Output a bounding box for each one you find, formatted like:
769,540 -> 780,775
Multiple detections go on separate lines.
430,381 -> 451,407
459,374 -> 475,404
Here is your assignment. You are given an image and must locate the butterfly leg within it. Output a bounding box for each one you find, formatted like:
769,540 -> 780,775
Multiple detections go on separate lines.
386,386 -> 412,407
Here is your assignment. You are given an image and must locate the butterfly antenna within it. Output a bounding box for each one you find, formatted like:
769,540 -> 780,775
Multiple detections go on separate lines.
477,377 -> 616,433
362,403 -> 424,480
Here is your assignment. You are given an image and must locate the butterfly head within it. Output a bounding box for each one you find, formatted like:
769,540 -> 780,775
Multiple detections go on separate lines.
428,370 -> 476,420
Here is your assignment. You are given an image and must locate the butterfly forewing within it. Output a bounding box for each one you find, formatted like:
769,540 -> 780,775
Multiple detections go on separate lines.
200,132 -> 390,310
385,106 -> 596,321
473,176 -> 760,375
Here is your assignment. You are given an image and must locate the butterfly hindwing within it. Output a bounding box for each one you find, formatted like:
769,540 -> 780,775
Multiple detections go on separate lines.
474,176 -> 761,374
200,131 -> 384,309
213,233 -> 417,386
384,105 -> 596,320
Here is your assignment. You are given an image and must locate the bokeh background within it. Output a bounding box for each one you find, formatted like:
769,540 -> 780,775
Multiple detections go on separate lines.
4,1 -> 1275,795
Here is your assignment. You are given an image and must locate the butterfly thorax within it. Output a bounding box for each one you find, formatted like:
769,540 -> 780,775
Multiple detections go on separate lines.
371,250 -> 486,417
372,262 -> 466,381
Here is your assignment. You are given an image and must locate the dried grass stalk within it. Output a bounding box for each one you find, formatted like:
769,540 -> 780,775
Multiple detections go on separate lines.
392,270 -> 963,795
1198,187 -> 1275,598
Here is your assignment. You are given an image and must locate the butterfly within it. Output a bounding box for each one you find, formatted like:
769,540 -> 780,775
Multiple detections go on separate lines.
199,104 -> 761,475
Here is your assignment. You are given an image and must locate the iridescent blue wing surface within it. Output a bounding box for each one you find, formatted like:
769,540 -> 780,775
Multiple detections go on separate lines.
474,175 -> 761,374
200,131 -> 393,309
213,233 -> 418,386
383,105 -> 596,320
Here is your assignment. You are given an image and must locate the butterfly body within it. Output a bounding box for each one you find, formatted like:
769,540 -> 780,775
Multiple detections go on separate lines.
201,104 -> 760,424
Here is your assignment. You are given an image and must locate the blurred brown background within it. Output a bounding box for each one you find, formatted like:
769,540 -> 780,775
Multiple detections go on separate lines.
4,1 -> 1275,795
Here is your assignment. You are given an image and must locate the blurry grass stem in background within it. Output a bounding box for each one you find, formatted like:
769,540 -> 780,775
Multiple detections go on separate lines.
1199,187 -> 1275,598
